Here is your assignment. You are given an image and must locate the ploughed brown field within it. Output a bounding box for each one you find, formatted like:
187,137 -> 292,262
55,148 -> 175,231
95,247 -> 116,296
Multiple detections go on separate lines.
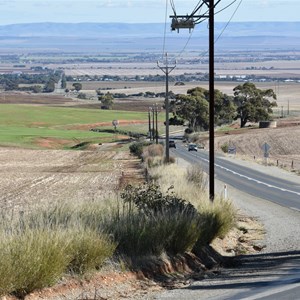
0,145 -> 143,212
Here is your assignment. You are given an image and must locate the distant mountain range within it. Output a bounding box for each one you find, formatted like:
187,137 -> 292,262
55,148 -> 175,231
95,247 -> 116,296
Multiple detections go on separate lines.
0,22 -> 300,38
0,22 -> 299,52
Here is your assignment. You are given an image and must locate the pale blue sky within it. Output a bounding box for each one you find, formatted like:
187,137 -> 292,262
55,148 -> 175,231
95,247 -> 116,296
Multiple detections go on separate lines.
0,0 -> 299,25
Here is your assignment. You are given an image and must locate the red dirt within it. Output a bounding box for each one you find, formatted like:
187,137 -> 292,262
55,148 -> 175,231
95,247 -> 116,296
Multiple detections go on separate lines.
35,137 -> 72,149
70,120 -> 148,131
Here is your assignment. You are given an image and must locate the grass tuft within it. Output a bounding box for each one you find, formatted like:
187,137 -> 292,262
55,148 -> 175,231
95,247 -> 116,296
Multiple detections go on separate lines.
0,229 -> 70,298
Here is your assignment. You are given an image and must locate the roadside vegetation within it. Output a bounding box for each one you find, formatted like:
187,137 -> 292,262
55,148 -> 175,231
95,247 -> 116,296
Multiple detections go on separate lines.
0,142 -> 236,298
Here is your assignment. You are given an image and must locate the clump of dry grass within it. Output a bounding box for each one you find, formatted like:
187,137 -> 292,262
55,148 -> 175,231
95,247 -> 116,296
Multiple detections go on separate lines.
0,201 -> 116,298
147,162 -> 236,248
143,144 -> 177,168
148,163 -> 207,207
144,144 -> 164,157
0,228 -> 71,298
186,165 -> 208,191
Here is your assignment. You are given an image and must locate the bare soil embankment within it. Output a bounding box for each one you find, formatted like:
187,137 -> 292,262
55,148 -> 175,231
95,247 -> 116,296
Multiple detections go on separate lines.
213,121 -> 300,172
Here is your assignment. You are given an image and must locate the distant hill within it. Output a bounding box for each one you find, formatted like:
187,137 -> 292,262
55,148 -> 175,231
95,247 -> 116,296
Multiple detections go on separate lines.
0,22 -> 299,52
0,22 -> 300,38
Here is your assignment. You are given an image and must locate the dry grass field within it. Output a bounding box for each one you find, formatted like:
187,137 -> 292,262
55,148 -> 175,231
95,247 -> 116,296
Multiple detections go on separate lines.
212,123 -> 300,172
0,145 -> 143,213
61,59 -> 300,79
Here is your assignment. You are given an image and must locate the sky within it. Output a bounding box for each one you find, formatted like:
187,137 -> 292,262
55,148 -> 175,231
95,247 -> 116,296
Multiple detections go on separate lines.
0,0 -> 299,25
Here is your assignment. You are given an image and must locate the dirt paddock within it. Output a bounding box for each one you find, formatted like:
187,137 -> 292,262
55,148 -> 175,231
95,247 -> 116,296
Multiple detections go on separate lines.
0,145 -> 143,212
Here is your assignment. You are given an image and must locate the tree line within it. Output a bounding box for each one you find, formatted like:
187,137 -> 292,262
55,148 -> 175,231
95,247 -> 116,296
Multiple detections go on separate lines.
170,83 -> 277,129
96,83 -> 277,129
0,70 -> 63,93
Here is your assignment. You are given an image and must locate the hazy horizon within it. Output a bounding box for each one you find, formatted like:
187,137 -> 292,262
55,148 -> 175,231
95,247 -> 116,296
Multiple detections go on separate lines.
0,0 -> 300,26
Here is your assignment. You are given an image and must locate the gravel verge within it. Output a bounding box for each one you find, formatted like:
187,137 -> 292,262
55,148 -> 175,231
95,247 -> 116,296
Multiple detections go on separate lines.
152,156 -> 300,300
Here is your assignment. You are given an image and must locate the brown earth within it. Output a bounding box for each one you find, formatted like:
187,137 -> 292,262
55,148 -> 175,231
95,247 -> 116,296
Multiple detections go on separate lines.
0,92 -> 75,106
0,144 -> 144,212
211,120 -> 300,172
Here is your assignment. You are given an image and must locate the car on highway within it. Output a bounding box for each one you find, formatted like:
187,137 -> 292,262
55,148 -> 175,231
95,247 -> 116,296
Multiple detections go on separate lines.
188,143 -> 198,151
169,140 -> 176,148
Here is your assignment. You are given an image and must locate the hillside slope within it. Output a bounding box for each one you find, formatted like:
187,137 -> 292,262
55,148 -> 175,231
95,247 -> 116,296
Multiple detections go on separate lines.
214,124 -> 300,171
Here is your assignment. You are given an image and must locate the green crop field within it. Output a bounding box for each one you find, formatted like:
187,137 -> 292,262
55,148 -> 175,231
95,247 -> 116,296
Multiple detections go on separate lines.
0,104 -> 148,149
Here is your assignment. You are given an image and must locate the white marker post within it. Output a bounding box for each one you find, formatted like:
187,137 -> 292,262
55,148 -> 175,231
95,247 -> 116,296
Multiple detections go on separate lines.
224,184 -> 228,200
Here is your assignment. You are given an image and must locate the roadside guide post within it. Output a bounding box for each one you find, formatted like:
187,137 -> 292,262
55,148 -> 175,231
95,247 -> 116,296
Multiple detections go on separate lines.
262,142 -> 271,165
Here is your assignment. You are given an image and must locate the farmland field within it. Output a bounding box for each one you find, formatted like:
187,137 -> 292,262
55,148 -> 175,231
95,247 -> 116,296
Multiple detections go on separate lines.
61,59 -> 300,79
0,146 -> 143,212
0,103 -> 149,149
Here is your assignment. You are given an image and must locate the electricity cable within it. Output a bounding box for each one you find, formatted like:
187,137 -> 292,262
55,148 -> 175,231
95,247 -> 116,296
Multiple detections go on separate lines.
215,0 -> 238,15
166,0 -> 242,62
176,29 -> 194,59
197,0 -> 244,59
190,1 -> 206,18
214,0 -> 243,44
170,0 -> 177,19
162,0 -> 169,58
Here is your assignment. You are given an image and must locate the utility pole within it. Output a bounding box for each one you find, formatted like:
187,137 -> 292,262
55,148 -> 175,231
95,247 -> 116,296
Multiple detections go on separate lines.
154,104 -> 160,144
287,100 -> 290,115
207,0 -> 215,201
148,107 -> 152,140
169,0 -> 216,200
152,106 -> 155,142
157,53 -> 176,162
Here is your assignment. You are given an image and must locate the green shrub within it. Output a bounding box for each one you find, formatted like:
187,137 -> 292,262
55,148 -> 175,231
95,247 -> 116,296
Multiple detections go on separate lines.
129,142 -> 143,157
121,184 -> 197,217
221,143 -> 229,153
105,183 -> 201,256
185,128 -> 194,134
129,141 -> 151,158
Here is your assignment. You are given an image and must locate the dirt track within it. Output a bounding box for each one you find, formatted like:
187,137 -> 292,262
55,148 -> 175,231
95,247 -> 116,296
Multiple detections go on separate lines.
0,146 -> 143,212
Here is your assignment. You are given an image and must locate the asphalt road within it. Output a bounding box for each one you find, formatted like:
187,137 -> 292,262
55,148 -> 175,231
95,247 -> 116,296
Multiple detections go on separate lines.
155,254 -> 300,300
171,143 -> 300,211
155,141 -> 300,300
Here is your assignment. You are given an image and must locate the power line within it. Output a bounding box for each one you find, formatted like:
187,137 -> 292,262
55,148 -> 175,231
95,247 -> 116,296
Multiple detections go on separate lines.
215,0 -> 238,15
170,0 -> 177,19
214,0 -> 243,44
192,0 -> 244,59
176,29 -> 194,58
162,0 -> 169,58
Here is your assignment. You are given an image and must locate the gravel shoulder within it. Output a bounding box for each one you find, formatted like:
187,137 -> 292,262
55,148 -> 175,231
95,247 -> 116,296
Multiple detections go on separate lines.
216,154 -> 300,253
153,155 -> 300,300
